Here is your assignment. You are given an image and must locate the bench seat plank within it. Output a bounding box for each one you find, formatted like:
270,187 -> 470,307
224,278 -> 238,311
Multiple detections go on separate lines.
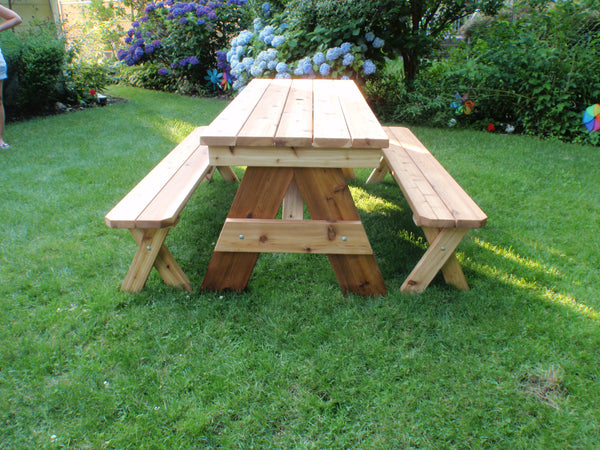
382,126 -> 487,229
105,126 -> 210,229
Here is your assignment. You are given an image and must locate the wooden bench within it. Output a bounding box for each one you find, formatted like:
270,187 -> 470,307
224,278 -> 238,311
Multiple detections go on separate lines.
105,126 -> 238,293
367,126 -> 487,294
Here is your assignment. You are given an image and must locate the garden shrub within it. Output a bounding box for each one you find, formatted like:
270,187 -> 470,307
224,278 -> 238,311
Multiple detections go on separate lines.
1,21 -> 68,116
378,1 -> 600,144
224,0 -> 387,90
117,0 -> 249,94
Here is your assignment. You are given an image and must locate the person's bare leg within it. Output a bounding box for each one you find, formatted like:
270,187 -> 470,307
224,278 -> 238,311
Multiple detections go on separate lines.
0,80 -> 7,147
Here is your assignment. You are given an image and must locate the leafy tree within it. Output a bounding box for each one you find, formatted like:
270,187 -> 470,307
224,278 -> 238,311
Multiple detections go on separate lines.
375,0 -> 504,85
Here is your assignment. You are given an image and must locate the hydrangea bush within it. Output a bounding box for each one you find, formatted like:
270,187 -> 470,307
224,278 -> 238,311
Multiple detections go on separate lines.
225,3 -> 385,90
118,0 -> 248,92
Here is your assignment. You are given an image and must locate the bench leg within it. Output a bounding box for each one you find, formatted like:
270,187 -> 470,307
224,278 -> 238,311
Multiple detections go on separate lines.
217,166 -> 239,182
366,157 -> 390,184
401,227 -> 469,294
121,228 -> 192,293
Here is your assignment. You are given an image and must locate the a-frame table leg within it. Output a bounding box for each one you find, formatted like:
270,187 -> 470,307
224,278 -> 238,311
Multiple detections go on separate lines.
200,167 -> 294,291
294,167 -> 386,296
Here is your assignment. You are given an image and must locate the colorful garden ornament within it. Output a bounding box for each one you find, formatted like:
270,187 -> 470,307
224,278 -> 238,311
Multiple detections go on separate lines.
582,104 -> 600,131
450,93 -> 475,115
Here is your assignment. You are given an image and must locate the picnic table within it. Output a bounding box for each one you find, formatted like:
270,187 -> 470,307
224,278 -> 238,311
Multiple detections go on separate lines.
106,78 -> 486,296
200,78 -> 389,296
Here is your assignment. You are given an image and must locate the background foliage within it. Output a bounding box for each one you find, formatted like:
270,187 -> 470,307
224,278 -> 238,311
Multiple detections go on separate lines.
367,0 -> 600,145
1,21 -> 113,119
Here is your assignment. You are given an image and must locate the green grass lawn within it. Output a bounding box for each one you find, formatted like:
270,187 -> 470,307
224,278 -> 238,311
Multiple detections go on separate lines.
1,85 -> 599,448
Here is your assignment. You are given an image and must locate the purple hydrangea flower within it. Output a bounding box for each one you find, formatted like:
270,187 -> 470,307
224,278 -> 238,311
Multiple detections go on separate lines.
189,56 -> 199,65
197,18 -> 206,24
117,49 -> 128,60
145,2 -> 155,12
179,17 -> 189,24
124,37 -> 132,44
140,16 -> 149,23
132,20 -> 140,27
145,45 -> 155,54
158,67 -> 169,75
207,10 -> 216,19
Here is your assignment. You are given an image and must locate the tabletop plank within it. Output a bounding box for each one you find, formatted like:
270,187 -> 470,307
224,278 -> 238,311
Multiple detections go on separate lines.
237,79 -> 292,146
200,78 -> 271,146
275,79 -> 314,147
313,80 -> 352,148
336,80 -> 389,148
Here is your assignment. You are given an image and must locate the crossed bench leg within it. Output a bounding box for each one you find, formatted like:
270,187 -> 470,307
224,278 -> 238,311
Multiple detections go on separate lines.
401,227 -> 470,294
121,228 -> 192,293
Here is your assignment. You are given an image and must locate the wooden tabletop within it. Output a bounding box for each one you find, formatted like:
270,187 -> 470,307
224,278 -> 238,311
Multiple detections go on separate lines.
201,78 -> 389,149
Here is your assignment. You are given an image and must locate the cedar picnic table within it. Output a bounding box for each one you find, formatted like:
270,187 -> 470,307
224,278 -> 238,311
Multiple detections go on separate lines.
105,78 -> 487,295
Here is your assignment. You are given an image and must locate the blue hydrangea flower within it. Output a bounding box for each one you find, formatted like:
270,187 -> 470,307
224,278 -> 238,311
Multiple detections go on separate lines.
254,17 -> 263,32
362,59 -> 376,75
197,18 -> 206,24
145,45 -> 155,54
302,61 -> 313,75
262,2 -> 271,15
340,42 -> 352,54
264,34 -> 274,45
341,75 -> 350,80
251,64 -> 265,77
152,40 -> 162,46
319,63 -> 331,76
145,3 -> 155,12
189,56 -> 199,65
342,53 -> 354,66
313,52 -> 325,65
207,10 -> 216,19
276,72 -> 291,79
140,16 -> 149,23
132,20 -> 140,27
365,32 -> 375,42
293,66 -> 303,76
179,17 -> 189,24
372,37 -> 384,49
276,62 -> 288,73
117,49 -> 128,60
271,35 -> 285,47
158,67 -> 169,75
326,47 -> 342,61
124,37 -> 132,44
266,48 -> 278,60
259,25 -> 274,41
267,60 -> 278,71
